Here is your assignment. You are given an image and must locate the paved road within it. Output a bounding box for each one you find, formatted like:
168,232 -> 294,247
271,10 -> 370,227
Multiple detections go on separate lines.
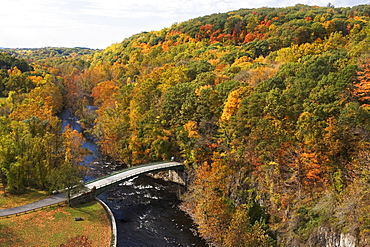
85,161 -> 183,190
0,162 -> 183,217
0,193 -> 67,217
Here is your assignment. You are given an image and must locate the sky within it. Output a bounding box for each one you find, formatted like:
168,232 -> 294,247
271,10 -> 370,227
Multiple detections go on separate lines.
0,0 -> 368,49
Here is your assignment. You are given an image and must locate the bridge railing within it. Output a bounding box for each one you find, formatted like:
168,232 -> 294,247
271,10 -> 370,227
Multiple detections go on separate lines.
0,200 -> 67,219
84,160 -> 176,185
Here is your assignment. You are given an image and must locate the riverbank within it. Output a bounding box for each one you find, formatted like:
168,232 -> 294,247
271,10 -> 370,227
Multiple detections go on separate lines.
59,109 -> 206,246
0,201 -> 111,247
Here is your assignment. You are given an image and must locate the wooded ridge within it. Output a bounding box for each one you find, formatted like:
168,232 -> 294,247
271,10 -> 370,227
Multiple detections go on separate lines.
1,4 -> 370,246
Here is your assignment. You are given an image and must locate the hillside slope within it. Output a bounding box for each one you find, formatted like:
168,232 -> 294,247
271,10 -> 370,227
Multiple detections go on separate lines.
4,4 -> 370,246
80,4 -> 370,246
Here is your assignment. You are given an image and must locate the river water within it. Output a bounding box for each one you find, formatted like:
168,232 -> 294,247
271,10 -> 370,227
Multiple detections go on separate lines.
98,176 -> 207,247
60,109 -> 207,247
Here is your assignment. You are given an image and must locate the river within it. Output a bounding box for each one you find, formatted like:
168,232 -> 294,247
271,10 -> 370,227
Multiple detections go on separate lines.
60,109 -> 207,247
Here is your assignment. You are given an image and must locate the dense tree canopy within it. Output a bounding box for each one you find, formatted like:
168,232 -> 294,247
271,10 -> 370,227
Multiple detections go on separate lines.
2,4 -> 370,246
0,49 -> 91,195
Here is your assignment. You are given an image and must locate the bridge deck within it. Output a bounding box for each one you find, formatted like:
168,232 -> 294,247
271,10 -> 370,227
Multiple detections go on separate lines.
85,162 -> 183,191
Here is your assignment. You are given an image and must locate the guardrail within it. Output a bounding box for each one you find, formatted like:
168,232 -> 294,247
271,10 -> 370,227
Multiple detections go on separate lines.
0,200 -> 67,219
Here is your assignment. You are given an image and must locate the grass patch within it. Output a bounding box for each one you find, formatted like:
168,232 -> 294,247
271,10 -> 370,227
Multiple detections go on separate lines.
0,201 -> 111,247
0,186 -> 50,209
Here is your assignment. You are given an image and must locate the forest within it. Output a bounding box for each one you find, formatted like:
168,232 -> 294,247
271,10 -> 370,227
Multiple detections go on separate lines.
1,4 -> 370,246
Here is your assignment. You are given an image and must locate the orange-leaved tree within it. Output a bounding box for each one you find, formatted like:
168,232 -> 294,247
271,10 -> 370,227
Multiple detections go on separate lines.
353,58 -> 370,108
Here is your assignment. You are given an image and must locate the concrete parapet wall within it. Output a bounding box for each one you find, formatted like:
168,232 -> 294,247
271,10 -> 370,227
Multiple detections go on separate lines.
96,198 -> 117,247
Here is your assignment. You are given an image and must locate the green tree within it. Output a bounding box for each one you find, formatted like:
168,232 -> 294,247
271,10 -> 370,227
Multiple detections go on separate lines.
51,162 -> 83,206
58,125 -> 86,204
3,67 -> 34,94
224,204 -> 274,247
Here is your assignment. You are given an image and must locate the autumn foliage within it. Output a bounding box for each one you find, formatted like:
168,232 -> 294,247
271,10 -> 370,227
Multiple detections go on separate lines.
2,3 -> 370,246
353,58 -> 370,108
